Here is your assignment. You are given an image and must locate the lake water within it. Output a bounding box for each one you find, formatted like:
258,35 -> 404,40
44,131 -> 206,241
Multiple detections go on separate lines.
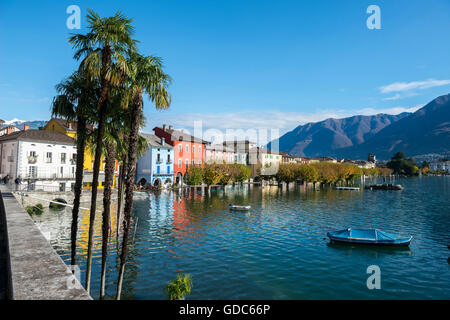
32,177 -> 450,299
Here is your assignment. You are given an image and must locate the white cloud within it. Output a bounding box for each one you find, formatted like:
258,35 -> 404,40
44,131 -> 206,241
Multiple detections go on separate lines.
144,106 -> 421,141
379,79 -> 450,94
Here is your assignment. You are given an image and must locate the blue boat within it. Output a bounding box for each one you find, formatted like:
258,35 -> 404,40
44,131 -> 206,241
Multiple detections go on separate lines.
327,228 -> 412,246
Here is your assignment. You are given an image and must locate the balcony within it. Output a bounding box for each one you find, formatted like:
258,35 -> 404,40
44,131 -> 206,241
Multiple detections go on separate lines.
27,156 -> 38,164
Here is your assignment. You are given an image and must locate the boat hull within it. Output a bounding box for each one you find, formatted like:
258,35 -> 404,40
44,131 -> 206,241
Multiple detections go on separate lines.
327,234 -> 412,246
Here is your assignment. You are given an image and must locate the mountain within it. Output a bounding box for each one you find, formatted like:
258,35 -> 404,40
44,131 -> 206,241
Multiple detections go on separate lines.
333,94 -> 450,160
1,119 -> 47,130
270,94 -> 450,160
268,113 -> 410,158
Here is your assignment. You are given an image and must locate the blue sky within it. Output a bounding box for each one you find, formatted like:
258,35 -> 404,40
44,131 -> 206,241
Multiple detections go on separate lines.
1,0 -> 450,137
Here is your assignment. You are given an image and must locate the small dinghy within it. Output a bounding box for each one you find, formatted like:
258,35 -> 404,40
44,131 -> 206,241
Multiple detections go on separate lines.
336,187 -> 360,191
229,204 -> 251,211
327,228 -> 412,246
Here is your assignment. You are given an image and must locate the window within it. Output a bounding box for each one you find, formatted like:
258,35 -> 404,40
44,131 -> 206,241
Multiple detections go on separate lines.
185,159 -> 189,169
46,152 -> 52,163
198,146 -> 202,153
167,166 -> 171,174
72,153 -> 77,162
167,154 -> 171,163
157,166 -> 161,174
59,183 -> 66,192
193,145 -> 195,153
179,144 -> 182,153
178,159 -> 182,168
61,153 -> 66,164
157,153 -> 161,163
60,166 -> 64,175
186,144 -> 189,153
192,159 -> 195,165
28,166 -> 37,178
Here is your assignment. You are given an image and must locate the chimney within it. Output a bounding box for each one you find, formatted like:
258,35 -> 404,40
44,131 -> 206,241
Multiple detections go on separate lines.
169,125 -> 173,131
161,137 -> 165,146
24,124 -> 29,131
162,124 -> 166,131
7,127 -> 13,134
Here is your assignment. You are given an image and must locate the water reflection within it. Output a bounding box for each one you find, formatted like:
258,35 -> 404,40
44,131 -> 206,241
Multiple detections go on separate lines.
30,177 -> 450,299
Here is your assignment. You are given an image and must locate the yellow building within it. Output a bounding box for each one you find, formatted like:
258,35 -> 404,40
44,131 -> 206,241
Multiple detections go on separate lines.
44,118 -> 117,188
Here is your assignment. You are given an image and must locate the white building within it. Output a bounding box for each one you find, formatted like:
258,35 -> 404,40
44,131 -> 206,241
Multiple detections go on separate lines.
205,144 -> 236,164
430,161 -> 450,173
0,129 -> 77,192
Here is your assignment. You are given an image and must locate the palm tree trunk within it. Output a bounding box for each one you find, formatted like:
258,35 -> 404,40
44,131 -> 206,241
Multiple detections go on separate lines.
86,45 -> 112,293
100,141 -> 116,299
70,116 -> 86,267
116,94 -> 142,300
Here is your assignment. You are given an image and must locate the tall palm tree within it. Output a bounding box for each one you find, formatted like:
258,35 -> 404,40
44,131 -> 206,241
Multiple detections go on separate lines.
69,9 -> 137,293
116,53 -> 171,300
52,71 -> 98,268
86,118 -> 119,299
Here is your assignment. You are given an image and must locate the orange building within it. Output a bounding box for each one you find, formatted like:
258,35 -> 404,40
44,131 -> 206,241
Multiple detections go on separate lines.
153,125 -> 207,185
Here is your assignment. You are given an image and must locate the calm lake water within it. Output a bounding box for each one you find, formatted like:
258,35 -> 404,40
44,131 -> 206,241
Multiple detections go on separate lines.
32,177 -> 450,299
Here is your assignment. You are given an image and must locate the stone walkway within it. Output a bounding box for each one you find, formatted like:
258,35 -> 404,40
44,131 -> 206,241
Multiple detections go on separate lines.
0,185 -> 91,300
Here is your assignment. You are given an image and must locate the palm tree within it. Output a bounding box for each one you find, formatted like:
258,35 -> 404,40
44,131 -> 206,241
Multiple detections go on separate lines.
52,71 -> 98,268
116,53 -> 171,300
69,9 -> 137,293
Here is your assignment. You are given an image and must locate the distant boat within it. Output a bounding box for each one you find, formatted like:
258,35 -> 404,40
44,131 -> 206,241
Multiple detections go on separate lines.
327,228 -> 412,246
364,184 -> 403,190
229,204 -> 251,211
336,187 -> 360,191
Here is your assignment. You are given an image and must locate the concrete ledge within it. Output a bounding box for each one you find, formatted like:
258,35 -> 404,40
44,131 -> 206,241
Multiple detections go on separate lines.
0,185 -> 91,300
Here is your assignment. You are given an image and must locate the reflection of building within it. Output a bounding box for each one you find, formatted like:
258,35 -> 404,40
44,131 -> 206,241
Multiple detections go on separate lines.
44,118 -> 118,189
153,125 -> 207,185
0,129 -> 77,191
136,133 -> 174,187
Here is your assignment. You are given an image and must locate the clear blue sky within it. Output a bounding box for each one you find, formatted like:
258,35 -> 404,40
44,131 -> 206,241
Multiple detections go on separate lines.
1,0 -> 450,135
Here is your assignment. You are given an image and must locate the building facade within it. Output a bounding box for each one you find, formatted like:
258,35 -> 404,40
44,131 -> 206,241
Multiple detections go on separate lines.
44,118 -> 118,188
0,130 -> 77,192
136,133 -> 174,187
153,125 -> 207,184
205,144 -> 236,164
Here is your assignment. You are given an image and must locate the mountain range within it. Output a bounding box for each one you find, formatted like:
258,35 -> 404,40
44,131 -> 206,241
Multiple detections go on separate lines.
0,119 -> 47,130
268,94 -> 450,160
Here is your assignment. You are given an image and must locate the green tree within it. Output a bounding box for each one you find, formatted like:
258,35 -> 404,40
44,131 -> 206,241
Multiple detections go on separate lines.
70,9 -> 137,293
116,52 -> 171,300
186,166 -> 204,185
234,164 -> 251,183
52,71 -> 98,268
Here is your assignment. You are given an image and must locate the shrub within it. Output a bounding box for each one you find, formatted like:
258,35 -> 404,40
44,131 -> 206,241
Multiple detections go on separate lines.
165,274 -> 193,300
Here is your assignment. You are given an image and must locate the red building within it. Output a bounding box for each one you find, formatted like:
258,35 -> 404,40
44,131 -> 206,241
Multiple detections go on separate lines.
153,125 -> 207,184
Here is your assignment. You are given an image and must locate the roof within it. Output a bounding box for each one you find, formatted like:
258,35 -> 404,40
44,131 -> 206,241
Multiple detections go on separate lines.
154,126 -> 208,144
45,118 -> 94,132
0,130 -> 75,144
140,133 -> 173,149
206,144 -> 235,152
